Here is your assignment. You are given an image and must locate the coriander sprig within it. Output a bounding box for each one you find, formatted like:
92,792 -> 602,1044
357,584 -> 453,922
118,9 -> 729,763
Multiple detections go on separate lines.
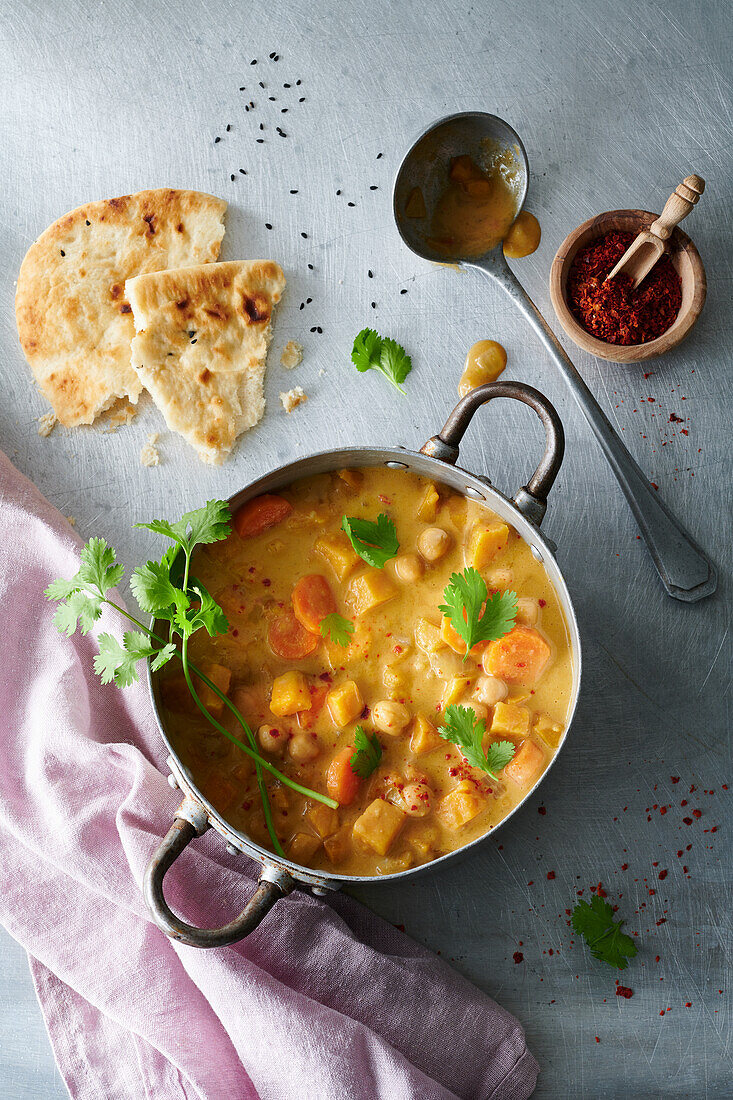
439,567 -> 517,658
350,726 -> 382,779
45,501 -> 337,860
351,327 -> 412,395
438,704 -> 515,781
342,513 -> 399,568
571,896 -> 638,970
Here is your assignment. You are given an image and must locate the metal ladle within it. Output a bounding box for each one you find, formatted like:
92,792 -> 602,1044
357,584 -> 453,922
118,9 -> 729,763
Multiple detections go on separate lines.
393,111 -> 716,602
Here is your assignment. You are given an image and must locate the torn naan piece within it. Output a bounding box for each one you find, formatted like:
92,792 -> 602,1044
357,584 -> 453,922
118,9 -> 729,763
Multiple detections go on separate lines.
126,260 -> 285,464
15,189 -> 227,426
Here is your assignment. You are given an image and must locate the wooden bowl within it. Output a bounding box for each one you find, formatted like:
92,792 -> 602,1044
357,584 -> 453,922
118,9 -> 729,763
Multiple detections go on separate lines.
549,210 -> 706,363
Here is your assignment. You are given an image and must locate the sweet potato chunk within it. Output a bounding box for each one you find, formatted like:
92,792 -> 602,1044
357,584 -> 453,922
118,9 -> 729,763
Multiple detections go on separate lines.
466,522 -> 510,570
347,569 -> 397,616
439,780 -> 484,829
441,675 -> 472,708
353,798 -> 406,855
306,803 -> 340,838
417,483 -> 440,523
323,826 -> 352,864
503,738 -> 545,787
326,680 -> 364,727
490,701 -> 531,737
195,661 -> 231,718
287,832 -> 322,864
415,617 -> 445,654
315,532 -> 360,581
410,715 -> 443,756
270,671 -> 311,716
485,626 -> 551,684
534,713 -> 564,749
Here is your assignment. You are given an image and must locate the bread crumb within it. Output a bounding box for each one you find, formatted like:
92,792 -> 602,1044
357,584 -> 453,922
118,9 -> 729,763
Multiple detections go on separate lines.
280,386 -> 308,413
318,368 -> 325,376
37,412 -> 57,437
280,340 -> 303,369
140,441 -> 160,467
147,432 -> 159,444
66,516 -> 76,527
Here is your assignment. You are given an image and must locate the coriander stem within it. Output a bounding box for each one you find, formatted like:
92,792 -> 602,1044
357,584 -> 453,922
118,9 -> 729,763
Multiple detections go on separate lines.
99,594 -> 338,808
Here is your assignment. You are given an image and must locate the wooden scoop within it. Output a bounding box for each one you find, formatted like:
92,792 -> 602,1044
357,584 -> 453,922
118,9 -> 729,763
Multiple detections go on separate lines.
605,175 -> 705,288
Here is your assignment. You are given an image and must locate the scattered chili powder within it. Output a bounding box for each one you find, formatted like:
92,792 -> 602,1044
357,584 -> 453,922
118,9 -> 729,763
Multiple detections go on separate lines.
513,951 -> 524,964
567,231 -> 682,345
616,986 -> 634,999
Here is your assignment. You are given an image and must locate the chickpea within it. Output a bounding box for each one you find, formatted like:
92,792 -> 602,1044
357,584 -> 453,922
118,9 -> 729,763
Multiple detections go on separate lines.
258,724 -> 285,754
516,597 -> 539,625
486,567 -> 513,590
475,673 -> 508,706
288,731 -> 320,763
401,781 -> 432,817
372,700 -> 411,735
417,527 -> 452,562
394,552 -> 425,583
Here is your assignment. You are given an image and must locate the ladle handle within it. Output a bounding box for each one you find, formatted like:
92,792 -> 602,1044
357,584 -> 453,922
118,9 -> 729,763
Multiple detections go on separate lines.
649,175 -> 705,241
474,256 -> 716,602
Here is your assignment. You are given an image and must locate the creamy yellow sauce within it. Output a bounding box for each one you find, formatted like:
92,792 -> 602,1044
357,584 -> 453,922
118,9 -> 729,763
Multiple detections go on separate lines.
159,468 -> 573,877
429,150 -> 521,257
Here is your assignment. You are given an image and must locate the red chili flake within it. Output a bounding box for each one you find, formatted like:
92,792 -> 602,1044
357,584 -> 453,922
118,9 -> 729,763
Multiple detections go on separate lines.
671,776 -> 680,783
681,799 -> 688,806
683,817 -> 693,825
547,871 -> 556,880
262,578 -> 271,587
616,986 -> 634,999
595,1036 -> 601,1043
659,869 -> 668,880
538,806 -> 547,815
660,1010 -> 666,1016
692,809 -> 702,818
685,1002 -> 692,1008
669,413 -> 684,423
513,951 -> 524,964
567,231 -> 682,344
538,598 -> 546,607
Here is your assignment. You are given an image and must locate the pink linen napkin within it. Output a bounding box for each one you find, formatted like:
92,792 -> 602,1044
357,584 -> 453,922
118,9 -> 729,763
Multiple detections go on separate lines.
0,448 -> 538,1100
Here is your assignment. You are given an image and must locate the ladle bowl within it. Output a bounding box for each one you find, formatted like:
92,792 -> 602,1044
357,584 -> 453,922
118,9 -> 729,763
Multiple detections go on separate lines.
392,111 -> 716,604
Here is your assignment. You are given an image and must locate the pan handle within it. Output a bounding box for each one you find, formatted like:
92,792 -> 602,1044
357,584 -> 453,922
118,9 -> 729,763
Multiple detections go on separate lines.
143,799 -> 293,948
420,381 -> 564,526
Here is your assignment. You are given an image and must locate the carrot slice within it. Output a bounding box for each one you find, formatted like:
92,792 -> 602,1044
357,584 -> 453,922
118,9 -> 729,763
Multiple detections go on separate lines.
233,494 -> 292,539
485,626 -> 551,684
267,610 -> 319,660
327,746 -> 361,805
292,574 -> 337,635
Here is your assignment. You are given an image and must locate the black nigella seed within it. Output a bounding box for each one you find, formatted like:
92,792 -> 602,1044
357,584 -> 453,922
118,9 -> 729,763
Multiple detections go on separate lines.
307,263 -> 314,270
226,124 -> 231,132
284,82 -> 291,88
245,105 -> 249,112
259,123 -> 264,130
281,108 -> 288,113
290,189 -> 298,194
316,326 -> 322,333
400,288 -> 408,294
239,168 -> 247,174
239,86 -> 245,91
60,249 -> 65,256
301,231 -> 308,238
191,338 -> 197,344
269,52 -> 276,59
306,297 -> 312,303
85,219 -> 90,226
230,174 -> 235,181
249,100 -> 255,107
347,201 -> 355,207
214,136 -> 221,143
369,185 -> 378,190
259,81 -> 265,88
273,54 -> 280,61
377,152 -> 383,159
299,97 -> 305,102
188,331 -> 195,337
296,79 -> 301,85
336,189 -> 341,196
265,223 -> 272,230
371,302 -> 376,308
300,303 -> 304,310
250,59 -> 257,65
368,270 -> 373,278
269,96 -> 276,101
256,138 -> 264,143
277,129 -> 286,137
310,326 -> 317,332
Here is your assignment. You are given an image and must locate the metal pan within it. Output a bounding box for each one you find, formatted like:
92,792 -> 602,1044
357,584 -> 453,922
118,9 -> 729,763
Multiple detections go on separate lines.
143,381 -> 582,947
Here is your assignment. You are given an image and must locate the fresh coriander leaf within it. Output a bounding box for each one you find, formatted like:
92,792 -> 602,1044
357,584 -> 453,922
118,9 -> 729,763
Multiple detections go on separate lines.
150,642 -> 177,672
77,538 -> 125,596
130,560 -> 185,618
179,500 -> 231,548
571,896 -> 638,970
351,328 -> 383,373
350,726 -> 382,779
93,631 -> 174,688
52,589 -> 102,637
341,513 -> 399,568
44,577 -> 80,601
350,328 -> 412,396
438,568 -> 517,657
438,704 -> 515,780
134,518 -> 188,552
187,583 -> 229,637
320,612 -> 355,647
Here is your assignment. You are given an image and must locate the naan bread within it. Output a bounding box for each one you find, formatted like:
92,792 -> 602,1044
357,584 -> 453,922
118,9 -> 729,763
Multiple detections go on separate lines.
126,260 -> 285,464
16,189 -> 227,426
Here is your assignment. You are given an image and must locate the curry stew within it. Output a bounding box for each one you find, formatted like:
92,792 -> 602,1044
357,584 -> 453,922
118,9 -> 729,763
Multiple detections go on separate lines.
159,468 -> 573,877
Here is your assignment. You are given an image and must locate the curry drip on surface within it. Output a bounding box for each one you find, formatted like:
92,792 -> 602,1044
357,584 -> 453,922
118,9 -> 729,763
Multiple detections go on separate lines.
159,468 -> 573,877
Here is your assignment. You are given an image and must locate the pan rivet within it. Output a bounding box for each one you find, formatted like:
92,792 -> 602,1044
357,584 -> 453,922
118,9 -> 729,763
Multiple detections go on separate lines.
226,843 -> 238,856
311,885 -> 329,896
167,774 -> 179,789
385,461 -> 408,469
464,486 -> 486,500
531,546 -> 544,563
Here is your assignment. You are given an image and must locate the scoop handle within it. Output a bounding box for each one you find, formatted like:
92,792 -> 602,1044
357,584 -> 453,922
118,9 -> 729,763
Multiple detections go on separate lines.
472,254 -> 716,602
649,175 -> 705,241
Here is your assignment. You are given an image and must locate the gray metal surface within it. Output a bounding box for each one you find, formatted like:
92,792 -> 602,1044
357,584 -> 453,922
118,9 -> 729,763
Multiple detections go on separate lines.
0,0 -> 730,1096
